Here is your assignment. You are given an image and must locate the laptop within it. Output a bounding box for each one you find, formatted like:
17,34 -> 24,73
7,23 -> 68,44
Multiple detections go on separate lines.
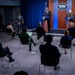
27,32 -> 32,37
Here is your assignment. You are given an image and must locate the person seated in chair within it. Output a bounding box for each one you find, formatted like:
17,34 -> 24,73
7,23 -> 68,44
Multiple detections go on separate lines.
18,26 -> 36,51
39,35 -> 61,70
60,30 -> 73,54
6,22 -> 16,39
0,43 -> 15,62
68,21 -> 75,45
36,22 -> 46,41
6,22 -> 14,33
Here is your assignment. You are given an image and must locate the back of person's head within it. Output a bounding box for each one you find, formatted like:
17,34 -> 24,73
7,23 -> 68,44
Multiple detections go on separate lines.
14,71 -> 28,75
64,30 -> 69,36
22,26 -> 27,33
46,35 -> 53,44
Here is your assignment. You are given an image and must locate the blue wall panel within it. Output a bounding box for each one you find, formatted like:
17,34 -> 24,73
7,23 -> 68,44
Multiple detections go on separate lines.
53,0 -> 58,29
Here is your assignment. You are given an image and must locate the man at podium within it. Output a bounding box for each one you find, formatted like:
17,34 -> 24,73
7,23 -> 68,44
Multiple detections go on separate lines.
65,9 -> 75,28
42,7 -> 52,32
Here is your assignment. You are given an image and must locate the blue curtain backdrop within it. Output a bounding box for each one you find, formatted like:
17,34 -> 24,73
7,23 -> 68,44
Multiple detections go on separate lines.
21,0 -> 48,29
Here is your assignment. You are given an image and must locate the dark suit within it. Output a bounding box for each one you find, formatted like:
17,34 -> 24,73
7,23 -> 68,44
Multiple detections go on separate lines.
68,27 -> 75,39
16,16 -> 24,32
39,43 -> 61,66
36,26 -> 46,40
43,10 -> 52,32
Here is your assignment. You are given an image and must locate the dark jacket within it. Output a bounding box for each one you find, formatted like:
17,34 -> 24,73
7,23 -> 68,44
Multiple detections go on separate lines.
43,10 -> 52,20
68,27 -> 75,39
60,36 -> 72,48
39,43 -> 61,66
16,16 -> 24,25
36,26 -> 45,39
18,32 -> 30,44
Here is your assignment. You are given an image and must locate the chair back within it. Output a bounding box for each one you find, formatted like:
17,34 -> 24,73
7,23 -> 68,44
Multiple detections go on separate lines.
6,29 -> 12,33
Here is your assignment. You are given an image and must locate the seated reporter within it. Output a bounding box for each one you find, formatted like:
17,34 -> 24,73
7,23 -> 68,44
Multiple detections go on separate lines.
60,30 -> 72,54
36,22 -> 46,41
18,26 -> 36,51
39,35 -> 61,70
6,22 -> 16,39
0,43 -> 15,62
6,22 -> 14,33
68,21 -> 75,39
68,21 -> 75,46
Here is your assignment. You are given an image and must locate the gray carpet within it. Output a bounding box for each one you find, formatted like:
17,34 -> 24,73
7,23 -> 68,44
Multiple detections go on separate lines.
0,32 -> 75,75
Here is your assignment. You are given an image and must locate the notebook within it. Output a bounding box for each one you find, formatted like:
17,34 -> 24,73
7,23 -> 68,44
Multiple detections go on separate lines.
27,32 -> 32,37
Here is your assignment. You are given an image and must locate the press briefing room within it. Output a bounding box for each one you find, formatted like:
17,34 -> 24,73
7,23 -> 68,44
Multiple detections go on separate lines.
0,0 -> 75,75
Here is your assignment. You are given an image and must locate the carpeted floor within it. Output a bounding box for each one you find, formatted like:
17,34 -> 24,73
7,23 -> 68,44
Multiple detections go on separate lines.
0,31 -> 75,75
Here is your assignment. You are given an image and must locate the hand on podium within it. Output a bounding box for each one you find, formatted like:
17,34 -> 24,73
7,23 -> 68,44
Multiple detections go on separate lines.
42,16 -> 45,20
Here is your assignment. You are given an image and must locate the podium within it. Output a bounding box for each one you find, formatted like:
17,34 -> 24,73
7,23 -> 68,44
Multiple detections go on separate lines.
43,20 -> 48,32
65,16 -> 75,29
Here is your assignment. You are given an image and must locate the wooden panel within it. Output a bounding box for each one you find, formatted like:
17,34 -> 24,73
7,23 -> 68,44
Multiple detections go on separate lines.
72,0 -> 75,13
48,0 -> 53,28
43,20 -> 48,32
58,0 -> 67,29
72,0 -> 75,23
